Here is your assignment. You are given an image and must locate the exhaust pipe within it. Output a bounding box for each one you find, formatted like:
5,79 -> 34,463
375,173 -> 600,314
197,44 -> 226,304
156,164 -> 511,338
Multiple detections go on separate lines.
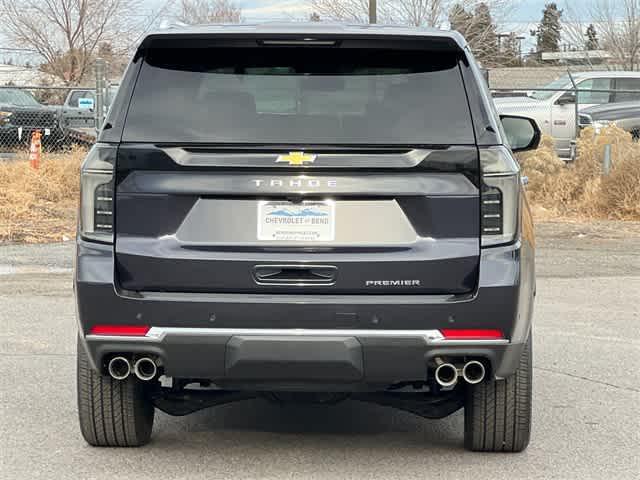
434,358 -> 459,388
108,356 -> 131,380
462,360 -> 486,385
133,357 -> 157,381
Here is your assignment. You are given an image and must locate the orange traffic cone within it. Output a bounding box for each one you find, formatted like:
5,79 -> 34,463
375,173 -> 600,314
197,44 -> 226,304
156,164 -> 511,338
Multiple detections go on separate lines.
29,130 -> 42,169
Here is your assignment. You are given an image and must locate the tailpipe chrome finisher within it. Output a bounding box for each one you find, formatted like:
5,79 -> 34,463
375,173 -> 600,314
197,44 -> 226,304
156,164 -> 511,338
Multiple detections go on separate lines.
133,357 -> 158,381
462,360 -> 486,385
434,358 -> 459,388
108,356 -> 131,380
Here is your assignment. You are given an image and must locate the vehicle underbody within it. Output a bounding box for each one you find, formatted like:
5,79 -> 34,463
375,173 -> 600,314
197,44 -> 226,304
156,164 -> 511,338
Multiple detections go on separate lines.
150,385 -> 465,419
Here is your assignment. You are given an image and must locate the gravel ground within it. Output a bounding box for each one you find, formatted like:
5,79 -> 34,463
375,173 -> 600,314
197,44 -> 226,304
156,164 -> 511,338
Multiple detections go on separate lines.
1,221 -> 639,480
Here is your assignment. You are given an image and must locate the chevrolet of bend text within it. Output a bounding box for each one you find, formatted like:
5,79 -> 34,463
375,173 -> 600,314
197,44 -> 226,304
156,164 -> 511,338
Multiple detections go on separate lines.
75,23 -> 540,452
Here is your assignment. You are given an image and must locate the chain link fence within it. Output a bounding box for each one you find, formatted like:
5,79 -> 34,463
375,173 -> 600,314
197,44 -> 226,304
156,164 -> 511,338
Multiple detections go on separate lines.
0,85 -> 93,154
490,77 -> 640,160
2,65 -> 638,163
0,60 -> 115,156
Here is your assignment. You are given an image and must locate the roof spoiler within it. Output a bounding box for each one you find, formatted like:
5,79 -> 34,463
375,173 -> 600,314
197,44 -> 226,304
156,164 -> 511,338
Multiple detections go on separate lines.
137,32 -> 466,55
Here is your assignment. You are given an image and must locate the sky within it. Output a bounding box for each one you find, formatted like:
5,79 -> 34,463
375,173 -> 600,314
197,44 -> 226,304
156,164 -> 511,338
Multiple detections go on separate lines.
0,1 -> 582,66
229,0 -> 558,52
235,0 -> 552,22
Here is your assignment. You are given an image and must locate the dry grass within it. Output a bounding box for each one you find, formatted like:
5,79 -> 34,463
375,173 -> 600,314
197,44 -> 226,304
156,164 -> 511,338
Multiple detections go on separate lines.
0,148 -> 84,243
0,129 -> 639,243
518,125 -> 640,221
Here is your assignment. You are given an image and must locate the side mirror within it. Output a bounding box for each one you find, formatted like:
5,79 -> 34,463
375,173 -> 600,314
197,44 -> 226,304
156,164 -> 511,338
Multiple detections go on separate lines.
500,115 -> 541,152
556,92 -> 576,105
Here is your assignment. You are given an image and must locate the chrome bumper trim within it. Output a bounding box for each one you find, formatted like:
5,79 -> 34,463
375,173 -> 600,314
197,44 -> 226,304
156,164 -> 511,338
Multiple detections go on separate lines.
87,327 -> 509,346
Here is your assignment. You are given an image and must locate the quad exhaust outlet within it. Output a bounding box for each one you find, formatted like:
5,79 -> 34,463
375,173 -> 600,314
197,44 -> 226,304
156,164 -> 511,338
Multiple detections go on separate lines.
434,358 -> 487,387
462,360 -> 486,384
133,357 -> 158,381
107,355 -> 159,381
434,359 -> 459,388
108,356 -> 131,380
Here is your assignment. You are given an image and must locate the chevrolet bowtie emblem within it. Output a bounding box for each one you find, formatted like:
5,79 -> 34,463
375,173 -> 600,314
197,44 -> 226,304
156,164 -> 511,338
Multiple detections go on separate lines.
276,151 -> 317,166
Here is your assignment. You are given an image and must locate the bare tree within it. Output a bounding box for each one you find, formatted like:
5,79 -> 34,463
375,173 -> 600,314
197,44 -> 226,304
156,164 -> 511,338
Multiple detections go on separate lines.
0,0 -> 145,85
449,1 -> 519,66
589,0 -> 640,70
309,0 -> 445,26
561,2 -> 590,51
310,0 -> 386,24
387,0 -> 447,26
177,0 -> 242,24
309,0 -> 513,29
560,2 -> 599,67
309,0 -> 518,65
564,0 -> 639,70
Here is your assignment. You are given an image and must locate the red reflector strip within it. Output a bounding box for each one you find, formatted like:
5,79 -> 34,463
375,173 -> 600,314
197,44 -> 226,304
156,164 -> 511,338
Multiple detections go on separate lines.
89,325 -> 150,336
441,329 -> 504,340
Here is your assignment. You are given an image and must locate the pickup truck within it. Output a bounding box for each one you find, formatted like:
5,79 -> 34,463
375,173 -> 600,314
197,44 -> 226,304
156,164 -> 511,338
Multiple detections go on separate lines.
59,86 -> 119,144
0,88 -> 62,149
495,71 -> 640,157
579,101 -> 640,140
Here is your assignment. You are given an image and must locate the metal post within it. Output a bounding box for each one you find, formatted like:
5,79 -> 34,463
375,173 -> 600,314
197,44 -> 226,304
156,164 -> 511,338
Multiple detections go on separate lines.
94,58 -> 105,131
369,0 -> 377,24
603,144 -> 612,175
567,70 -> 579,161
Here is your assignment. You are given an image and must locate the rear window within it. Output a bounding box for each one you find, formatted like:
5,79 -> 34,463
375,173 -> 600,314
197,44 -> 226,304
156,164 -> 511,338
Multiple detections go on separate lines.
614,78 -> 640,103
67,91 -> 94,108
123,45 -> 475,145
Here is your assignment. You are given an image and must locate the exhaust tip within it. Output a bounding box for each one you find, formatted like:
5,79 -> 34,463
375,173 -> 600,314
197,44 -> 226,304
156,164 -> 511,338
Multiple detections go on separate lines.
133,357 -> 157,381
435,362 -> 458,388
462,360 -> 486,385
108,356 -> 131,380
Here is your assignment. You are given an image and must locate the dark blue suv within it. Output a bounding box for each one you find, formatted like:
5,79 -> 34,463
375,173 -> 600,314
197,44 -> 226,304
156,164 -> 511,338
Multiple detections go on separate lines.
75,23 -> 540,451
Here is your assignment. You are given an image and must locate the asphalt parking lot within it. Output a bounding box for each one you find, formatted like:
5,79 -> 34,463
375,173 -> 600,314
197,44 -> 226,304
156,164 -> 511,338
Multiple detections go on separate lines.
1,221 -> 639,480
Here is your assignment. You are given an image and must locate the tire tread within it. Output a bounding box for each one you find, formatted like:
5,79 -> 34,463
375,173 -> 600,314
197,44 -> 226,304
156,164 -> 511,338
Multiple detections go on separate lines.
77,338 -> 154,447
464,335 -> 532,452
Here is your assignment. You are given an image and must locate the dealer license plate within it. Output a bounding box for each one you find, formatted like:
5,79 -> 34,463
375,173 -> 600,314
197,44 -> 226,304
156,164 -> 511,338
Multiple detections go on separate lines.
257,201 -> 335,242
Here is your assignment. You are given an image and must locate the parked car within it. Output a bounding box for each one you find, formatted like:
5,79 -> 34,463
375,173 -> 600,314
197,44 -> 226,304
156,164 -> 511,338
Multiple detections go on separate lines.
495,71 -> 640,157
579,101 -> 640,140
0,88 -> 62,148
57,86 -> 119,146
75,23 -> 539,452
61,86 -> 119,130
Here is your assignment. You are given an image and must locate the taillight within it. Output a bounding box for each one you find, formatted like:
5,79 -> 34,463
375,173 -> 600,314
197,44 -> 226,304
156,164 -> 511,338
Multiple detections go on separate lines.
480,147 -> 520,247
94,183 -> 114,233
481,187 -> 503,235
89,325 -> 150,336
441,329 -> 505,340
80,144 -> 116,243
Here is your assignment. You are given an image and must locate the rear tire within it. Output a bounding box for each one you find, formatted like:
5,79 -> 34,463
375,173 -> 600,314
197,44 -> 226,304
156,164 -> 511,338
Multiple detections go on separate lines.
464,334 -> 532,452
77,337 -> 155,447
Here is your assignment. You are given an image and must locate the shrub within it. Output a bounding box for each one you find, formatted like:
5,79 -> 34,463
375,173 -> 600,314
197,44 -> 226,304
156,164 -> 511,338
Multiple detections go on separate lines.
1,131 -> 638,244
517,126 -> 640,221
0,147 -> 84,242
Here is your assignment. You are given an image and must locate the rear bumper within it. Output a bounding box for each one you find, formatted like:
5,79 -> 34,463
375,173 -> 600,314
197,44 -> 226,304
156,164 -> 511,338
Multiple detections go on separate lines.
75,237 -> 535,387
85,327 -> 525,390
